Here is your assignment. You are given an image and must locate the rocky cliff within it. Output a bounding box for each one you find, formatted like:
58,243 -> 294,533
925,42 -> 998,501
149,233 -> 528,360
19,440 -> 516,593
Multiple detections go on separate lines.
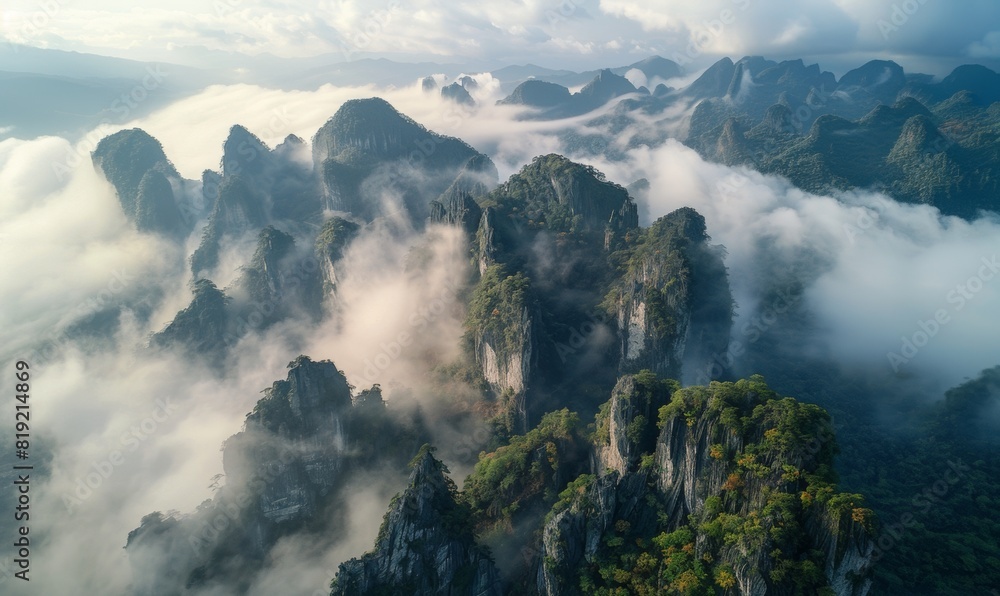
613,207 -> 732,382
594,373 -> 677,478
125,357 -> 426,594
467,264 -> 539,434
331,446 -> 503,596
536,375 -> 876,596
314,216 -> 361,300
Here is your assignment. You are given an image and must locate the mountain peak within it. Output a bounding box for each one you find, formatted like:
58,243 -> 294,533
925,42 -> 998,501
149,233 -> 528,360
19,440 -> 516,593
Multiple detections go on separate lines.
940,64 -> 1000,104
246,356 -> 353,435
493,153 -> 636,234
497,79 -> 571,107
686,56 -> 736,98
839,59 -> 905,89
441,81 -> 475,105
578,68 -> 637,104
626,55 -> 682,80
222,124 -> 273,178
93,128 -> 187,236
331,444 -> 502,596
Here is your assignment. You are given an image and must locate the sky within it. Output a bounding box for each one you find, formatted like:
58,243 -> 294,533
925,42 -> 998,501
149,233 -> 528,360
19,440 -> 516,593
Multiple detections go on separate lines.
2,0 -> 1000,75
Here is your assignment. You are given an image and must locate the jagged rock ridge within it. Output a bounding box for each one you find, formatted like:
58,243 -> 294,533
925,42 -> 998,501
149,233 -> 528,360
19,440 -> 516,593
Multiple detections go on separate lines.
331,447 -> 503,596
125,357 -> 426,594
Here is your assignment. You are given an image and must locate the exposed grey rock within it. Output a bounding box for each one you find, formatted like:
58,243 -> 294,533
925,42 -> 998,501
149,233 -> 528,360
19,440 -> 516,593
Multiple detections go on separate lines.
595,375 -> 666,477
126,358 -> 427,594
615,207 -> 732,383
314,216 -> 361,300
332,448 -> 503,596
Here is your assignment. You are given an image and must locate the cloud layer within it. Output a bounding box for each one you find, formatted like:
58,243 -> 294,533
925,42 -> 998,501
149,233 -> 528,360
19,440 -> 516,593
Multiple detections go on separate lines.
3,0 -> 1000,73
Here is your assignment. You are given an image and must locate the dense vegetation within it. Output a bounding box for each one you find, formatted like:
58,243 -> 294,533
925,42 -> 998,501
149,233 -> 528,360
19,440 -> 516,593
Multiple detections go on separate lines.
465,264 -> 533,359
555,377 -> 873,595
742,328 -> 1000,593
463,408 -> 584,534
462,374 -> 875,594
683,66 -> 1000,218
484,153 -> 634,234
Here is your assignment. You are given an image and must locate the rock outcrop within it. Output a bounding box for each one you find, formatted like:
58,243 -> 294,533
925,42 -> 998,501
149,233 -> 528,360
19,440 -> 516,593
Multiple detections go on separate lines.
614,207 -> 732,382
227,225 -> 325,324
314,216 -> 361,299
331,447 -> 503,596
150,278 -> 231,359
467,265 -> 539,433
125,357 -> 426,594
442,81 -> 476,106
594,374 -> 675,478
312,97 -> 494,221
190,175 -> 269,276
487,153 -> 638,235
536,375 -> 876,596
92,128 -> 188,236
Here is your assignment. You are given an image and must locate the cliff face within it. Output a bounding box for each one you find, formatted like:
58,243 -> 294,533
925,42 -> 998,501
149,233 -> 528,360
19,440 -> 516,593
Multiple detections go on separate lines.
331,448 -> 503,596
474,208 -> 502,275
536,375 -> 876,596
156,226 -> 326,360
614,207 -> 732,382
314,216 -> 361,300
125,358 -> 426,594
538,471 -> 652,596
476,307 -> 533,399
594,374 -> 676,478
467,265 -> 539,433
653,378 -> 874,594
